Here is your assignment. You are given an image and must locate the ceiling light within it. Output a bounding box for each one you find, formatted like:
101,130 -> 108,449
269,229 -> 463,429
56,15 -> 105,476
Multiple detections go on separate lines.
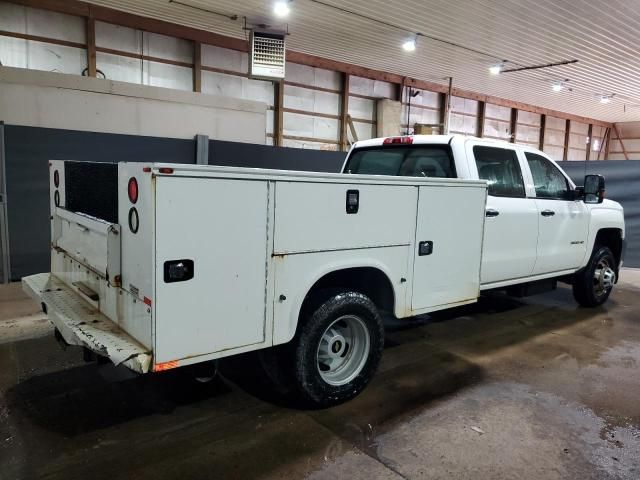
273,1 -> 290,17
489,64 -> 502,75
600,94 -> 612,104
402,38 -> 417,52
552,81 -> 564,92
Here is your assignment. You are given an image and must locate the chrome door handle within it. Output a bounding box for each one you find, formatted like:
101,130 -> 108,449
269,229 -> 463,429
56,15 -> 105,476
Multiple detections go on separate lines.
541,210 -> 555,217
485,209 -> 500,217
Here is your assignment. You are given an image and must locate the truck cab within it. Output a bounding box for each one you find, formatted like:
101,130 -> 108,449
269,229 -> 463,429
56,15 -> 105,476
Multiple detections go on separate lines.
342,134 -> 625,302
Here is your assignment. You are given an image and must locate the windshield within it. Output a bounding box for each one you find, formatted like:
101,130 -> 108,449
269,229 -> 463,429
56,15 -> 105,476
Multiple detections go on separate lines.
343,145 -> 456,178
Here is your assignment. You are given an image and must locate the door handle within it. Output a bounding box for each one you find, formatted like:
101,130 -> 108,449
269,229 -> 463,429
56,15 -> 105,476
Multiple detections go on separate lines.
485,209 -> 500,217
541,210 -> 555,217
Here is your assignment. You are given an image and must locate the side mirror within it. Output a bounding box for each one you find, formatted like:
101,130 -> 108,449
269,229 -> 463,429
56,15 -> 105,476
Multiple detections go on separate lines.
583,174 -> 605,204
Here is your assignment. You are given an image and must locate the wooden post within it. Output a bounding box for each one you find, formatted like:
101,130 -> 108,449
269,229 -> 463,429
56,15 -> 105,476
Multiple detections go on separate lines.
509,108 -> 518,143
563,119 -> 571,161
339,73 -> 350,151
539,114 -> 546,151
86,16 -> 97,77
612,123 -> 629,160
193,41 -> 202,92
274,80 -> 284,147
477,101 -> 486,138
604,127 -> 611,160
585,124 -> 593,161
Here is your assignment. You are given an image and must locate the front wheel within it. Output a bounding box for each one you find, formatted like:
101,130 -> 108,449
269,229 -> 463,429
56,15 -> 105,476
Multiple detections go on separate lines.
572,245 -> 617,307
291,291 -> 384,408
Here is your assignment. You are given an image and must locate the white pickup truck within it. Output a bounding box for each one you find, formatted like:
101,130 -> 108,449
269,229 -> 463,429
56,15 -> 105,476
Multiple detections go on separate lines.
23,134 -> 625,407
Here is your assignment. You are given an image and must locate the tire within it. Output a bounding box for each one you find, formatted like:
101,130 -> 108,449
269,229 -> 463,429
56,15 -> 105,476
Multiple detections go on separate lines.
572,245 -> 617,307
290,290 -> 384,408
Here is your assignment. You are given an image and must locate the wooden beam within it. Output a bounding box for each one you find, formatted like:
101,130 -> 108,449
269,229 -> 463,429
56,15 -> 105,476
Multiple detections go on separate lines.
604,127 -> 611,160
563,119 -> 571,161
193,41 -> 202,92
339,73 -> 350,151
510,108 -> 518,143
274,80 -> 284,147
477,101 -> 486,138
585,124 -> 593,161
4,0 -> 614,129
539,114 -> 546,151
86,16 -> 96,77
597,127 -> 608,160
439,93 -> 448,134
612,124 -> 629,160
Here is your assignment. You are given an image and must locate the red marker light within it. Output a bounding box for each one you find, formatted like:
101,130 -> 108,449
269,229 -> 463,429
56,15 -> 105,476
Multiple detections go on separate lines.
158,168 -> 174,174
53,170 -> 60,188
128,177 -> 138,204
383,136 -> 414,145
143,167 -> 151,173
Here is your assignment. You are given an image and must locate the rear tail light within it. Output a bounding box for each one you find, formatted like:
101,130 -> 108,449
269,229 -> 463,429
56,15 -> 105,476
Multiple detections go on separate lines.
383,136 -> 413,145
127,177 -> 138,204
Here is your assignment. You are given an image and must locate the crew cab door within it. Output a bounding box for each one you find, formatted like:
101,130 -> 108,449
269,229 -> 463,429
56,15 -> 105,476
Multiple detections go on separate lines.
521,151 -> 589,273
466,142 -> 538,285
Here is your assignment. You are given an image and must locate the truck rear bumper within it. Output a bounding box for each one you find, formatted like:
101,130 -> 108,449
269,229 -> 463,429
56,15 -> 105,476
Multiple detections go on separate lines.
22,273 -> 152,373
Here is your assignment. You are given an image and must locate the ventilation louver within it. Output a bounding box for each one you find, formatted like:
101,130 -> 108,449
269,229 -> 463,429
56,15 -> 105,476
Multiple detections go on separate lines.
249,30 -> 286,80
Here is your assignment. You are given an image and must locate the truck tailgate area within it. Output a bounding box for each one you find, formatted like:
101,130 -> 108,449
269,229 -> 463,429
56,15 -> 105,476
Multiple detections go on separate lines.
22,273 -> 152,373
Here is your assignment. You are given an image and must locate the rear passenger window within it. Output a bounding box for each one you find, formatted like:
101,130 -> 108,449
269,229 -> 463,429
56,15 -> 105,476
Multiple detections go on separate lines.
473,146 -> 526,198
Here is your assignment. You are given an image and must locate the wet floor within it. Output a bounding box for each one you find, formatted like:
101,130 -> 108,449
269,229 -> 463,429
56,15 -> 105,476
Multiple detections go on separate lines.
1,282 -> 639,479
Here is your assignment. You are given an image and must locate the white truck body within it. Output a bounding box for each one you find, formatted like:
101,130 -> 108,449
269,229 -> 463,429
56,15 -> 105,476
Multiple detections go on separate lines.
24,159 -> 487,373
22,134 -> 625,405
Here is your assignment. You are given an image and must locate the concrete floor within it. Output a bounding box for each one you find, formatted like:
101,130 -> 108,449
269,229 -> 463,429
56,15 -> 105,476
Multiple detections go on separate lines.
1,272 -> 639,479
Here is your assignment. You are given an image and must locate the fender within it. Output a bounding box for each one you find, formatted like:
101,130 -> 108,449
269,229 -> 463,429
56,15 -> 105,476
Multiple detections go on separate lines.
580,203 -> 625,268
273,254 -> 404,346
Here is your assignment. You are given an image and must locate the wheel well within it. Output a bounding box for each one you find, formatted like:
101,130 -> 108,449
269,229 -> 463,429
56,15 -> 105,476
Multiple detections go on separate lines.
302,267 -> 395,315
594,228 -> 623,266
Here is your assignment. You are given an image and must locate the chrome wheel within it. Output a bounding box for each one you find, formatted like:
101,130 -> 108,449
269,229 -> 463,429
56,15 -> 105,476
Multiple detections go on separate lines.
316,315 -> 371,386
593,257 -> 616,298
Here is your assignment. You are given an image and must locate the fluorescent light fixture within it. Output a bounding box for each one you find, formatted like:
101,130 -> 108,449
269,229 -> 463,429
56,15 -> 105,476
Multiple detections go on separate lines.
552,81 -> 564,92
489,64 -> 502,75
402,38 -> 417,52
600,94 -> 612,104
273,1 -> 290,17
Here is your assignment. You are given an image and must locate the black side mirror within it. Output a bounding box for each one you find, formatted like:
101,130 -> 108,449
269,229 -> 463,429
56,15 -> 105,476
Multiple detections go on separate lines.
583,174 -> 605,204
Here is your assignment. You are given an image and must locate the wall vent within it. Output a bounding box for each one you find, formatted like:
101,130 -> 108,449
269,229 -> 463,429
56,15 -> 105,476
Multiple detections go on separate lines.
249,30 -> 286,80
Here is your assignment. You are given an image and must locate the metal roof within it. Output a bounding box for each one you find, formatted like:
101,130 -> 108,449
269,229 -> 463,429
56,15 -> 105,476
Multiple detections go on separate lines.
86,0 -> 640,122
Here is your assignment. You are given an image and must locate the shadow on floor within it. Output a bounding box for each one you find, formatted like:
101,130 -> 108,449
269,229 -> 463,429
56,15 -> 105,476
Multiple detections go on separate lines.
4,286 -> 610,440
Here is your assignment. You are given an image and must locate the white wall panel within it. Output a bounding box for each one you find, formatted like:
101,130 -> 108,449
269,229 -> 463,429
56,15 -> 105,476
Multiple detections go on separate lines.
283,112 -> 339,141
543,145 -> 565,160
567,148 -> 586,161
0,36 -> 27,68
485,103 -> 511,121
350,75 -> 394,99
0,4 -> 84,43
284,85 -> 339,115
201,43 -> 247,73
282,138 -> 338,151
145,61 -> 192,91
348,96 -> 375,120
518,111 -> 541,127
28,41 -> 86,75
484,118 -> 510,139
516,125 -> 540,145
96,21 -> 141,53
285,62 -> 340,90
545,116 -> 566,130
449,113 -> 476,135
97,52 -> 142,84
202,71 -> 274,106
351,121 -> 376,142
145,32 -> 192,63
451,96 -> 478,115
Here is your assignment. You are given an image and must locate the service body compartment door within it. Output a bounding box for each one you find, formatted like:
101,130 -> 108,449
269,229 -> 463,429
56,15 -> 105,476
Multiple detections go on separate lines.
154,176 -> 269,363
412,185 -> 486,310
